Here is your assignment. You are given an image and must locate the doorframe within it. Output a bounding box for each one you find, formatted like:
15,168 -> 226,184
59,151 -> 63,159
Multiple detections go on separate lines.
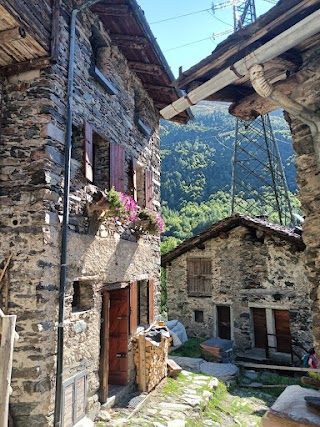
249,303 -> 291,353
99,291 -> 109,403
213,304 -> 234,340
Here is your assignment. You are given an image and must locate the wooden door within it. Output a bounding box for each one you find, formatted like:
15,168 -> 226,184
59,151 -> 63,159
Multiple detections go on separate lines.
99,292 -> 109,403
108,289 -> 129,385
274,309 -> 292,353
217,305 -> 231,340
252,308 -> 268,349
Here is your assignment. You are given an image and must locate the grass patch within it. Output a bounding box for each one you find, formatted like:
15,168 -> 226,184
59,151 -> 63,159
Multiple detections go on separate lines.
170,338 -> 204,358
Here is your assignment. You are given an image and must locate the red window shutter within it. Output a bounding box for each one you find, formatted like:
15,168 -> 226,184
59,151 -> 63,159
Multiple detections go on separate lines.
145,169 -> 153,209
110,143 -> 125,192
132,159 -> 137,202
130,281 -> 138,335
84,121 -> 93,182
148,278 -> 155,324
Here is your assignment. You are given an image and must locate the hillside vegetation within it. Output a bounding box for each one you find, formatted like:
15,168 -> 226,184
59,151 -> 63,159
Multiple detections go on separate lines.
160,103 -> 299,250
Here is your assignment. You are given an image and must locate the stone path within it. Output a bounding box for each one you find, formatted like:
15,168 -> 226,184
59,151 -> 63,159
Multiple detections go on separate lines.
95,370 -> 220,427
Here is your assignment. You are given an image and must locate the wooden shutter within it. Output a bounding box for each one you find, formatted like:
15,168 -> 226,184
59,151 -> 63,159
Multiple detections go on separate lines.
63,383 -> 74,427
148,278 -> 155,324
110,143 -> 125,192
130,282 -> 138,334
145,169 -> 153,209
132,159 -> 138,202
187,258 -> 212,296
84,122 -> 94,182
75,376 -> 86,422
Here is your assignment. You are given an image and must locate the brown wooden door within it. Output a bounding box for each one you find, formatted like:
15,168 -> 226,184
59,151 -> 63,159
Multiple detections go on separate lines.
217,306 -> 231,340
109,289 -> 129,385
274,309 -> 292,353
252,308 -> 268,349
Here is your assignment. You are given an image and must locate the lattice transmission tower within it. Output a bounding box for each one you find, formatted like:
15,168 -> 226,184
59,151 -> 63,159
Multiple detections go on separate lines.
212,0 -> 293,225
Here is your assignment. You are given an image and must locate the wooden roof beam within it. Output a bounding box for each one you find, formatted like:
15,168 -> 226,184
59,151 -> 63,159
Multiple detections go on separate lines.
0,27 -> 26,45
144,84 -> 176,93
91,4 -> 131,16
110,34 -> 148,50
129,62 -> 163,75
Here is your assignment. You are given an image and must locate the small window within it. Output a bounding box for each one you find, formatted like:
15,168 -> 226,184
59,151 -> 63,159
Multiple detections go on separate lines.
187,258 -> 212,296
194,310 -> 204,323
72,281 -> 94,312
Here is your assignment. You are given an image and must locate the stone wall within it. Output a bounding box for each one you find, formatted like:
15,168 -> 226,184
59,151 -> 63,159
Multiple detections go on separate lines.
284,43 -> 320,354
0,3 -> 161,426
166,226 -> 312,356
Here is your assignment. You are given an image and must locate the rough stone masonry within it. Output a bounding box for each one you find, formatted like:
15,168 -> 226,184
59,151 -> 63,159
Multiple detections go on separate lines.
0,2 -> 163,426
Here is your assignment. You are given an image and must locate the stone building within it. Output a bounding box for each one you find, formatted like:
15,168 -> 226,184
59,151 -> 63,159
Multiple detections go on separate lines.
0,1 -> 190,426
162,215 -> 313,361
160,0 -> 320,354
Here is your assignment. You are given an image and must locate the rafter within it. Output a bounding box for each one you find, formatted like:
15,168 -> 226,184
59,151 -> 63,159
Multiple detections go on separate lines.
0,27 -> 26,45
90,4 -> 131,16
128,62 -> 162,75
144,83 -> 176,93
110,34 -> 148,50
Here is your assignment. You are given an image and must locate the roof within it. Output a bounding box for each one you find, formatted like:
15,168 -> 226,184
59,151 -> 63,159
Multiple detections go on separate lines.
91,0 -> 192,124
161,214 -> 305,267
161,0 -> 320,120
0,0 -> 192,124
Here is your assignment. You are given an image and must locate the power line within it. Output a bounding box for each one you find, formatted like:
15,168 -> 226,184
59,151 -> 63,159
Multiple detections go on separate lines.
164,36 -> 216,53
150,8 -> 212,25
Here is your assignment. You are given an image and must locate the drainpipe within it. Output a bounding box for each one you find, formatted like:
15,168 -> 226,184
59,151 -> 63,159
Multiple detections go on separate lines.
249,63 -> 320,170
54,1 -> 101,425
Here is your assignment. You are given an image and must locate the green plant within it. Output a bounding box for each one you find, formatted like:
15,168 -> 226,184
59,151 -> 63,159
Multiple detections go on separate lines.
170,338 -> 204,358
136,208 -> 165,235
105,187 -> 138,224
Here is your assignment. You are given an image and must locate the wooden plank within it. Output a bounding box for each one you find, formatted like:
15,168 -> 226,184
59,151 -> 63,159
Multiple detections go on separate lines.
50,0 -> 61,63
148,279 -> 154,325
167,358 -> 182,378
0,27 -> 26,44
236,361 -> 320,373
0,253 -> 12,288
0,0 -> 51,51
110,34 -> 148,49
99,292 -> 109,403
0,313 -> 16,427
138,334 -> 146,392
130,282 -> 138,335
1,56 -> 50,76
128,62 -> 163,75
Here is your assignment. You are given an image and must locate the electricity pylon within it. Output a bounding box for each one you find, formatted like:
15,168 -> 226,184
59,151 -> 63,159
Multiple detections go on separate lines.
212,0 -> 293,225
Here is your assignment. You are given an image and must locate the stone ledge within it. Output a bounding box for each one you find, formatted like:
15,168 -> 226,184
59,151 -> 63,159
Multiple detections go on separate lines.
261,385 -> 320,427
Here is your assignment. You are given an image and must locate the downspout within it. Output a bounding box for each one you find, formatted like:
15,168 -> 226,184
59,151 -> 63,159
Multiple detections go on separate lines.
54,1 -> 101,425
249,63 -> 320,170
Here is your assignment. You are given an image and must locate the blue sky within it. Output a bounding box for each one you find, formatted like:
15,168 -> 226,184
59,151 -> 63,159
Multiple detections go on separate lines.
138,1 -> 274,78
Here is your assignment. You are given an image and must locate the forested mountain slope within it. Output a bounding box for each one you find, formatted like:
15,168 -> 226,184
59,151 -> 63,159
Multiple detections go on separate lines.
160,103 -> 298,247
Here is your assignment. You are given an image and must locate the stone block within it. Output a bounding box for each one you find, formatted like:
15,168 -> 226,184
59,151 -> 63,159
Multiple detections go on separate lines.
261,385 -> 320,427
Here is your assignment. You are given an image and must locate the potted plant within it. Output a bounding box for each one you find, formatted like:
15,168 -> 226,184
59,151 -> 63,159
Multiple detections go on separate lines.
134,208 -> 165,236
102,187 -> 138,225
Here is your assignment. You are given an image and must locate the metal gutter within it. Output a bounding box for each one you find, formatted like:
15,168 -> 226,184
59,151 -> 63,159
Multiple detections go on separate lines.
160,8 -> 320,120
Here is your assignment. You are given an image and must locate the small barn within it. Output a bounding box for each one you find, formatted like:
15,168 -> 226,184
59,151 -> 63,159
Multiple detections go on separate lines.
162,215 -> 313,363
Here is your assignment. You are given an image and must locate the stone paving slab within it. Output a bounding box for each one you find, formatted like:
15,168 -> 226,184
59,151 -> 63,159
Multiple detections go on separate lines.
95,371 -> 218,427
